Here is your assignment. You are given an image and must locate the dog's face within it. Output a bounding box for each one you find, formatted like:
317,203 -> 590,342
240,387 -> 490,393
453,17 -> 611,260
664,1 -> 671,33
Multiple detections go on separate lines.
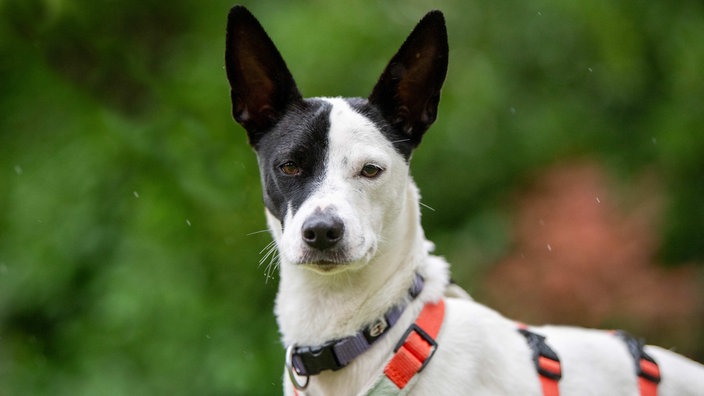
254,97 -> 414,274
225,6 -> 447,274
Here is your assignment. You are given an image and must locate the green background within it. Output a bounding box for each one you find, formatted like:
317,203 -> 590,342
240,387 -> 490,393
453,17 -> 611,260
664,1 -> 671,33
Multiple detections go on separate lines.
1,0 -> 703,394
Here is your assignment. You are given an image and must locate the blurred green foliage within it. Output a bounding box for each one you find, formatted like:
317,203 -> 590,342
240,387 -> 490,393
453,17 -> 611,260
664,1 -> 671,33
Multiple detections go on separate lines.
1,0 -> 702,394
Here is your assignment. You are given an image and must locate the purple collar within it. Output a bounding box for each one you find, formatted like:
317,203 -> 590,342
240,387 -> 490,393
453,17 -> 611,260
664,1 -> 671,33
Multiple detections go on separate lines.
286,273 -> 425,377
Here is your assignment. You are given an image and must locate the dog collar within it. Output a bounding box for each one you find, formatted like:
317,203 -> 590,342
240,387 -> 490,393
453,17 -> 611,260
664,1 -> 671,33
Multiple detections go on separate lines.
286,273 -> 425,381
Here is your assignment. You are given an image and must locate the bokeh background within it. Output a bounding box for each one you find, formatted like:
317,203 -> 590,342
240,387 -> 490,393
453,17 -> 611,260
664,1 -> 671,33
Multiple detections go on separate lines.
1,0 -> 703,394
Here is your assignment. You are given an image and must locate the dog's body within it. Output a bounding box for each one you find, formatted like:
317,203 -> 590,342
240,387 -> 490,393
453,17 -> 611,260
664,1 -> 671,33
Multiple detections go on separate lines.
225,6 -> 704,395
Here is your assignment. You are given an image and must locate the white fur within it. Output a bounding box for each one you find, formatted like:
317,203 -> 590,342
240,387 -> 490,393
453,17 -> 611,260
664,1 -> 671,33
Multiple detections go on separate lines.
267,99 -> 704,395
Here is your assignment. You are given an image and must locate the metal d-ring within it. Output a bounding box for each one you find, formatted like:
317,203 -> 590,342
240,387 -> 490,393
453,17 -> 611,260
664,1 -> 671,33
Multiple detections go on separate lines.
285,344 -> 310,391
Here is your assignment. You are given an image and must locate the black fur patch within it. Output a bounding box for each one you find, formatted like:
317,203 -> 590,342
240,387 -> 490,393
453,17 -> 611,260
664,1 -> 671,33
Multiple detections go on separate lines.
254,99 -> 332,222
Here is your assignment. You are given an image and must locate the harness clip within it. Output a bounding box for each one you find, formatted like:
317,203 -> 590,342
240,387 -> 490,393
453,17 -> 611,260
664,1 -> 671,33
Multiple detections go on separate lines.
393,323 -> 438,373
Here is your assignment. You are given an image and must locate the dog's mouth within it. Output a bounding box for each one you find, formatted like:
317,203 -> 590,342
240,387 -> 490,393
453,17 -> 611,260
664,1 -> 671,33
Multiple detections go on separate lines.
286,234 -> 375,273
298,251 -> 356,273
302,256 -> 348,267
298,246 -> 375,274
305,261 -> 346,273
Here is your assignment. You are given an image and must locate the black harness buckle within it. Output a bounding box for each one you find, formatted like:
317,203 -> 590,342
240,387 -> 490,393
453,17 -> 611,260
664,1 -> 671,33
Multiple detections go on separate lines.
614,330 -> 661,384
394,323 -> 438,373
519,328 -> 563,381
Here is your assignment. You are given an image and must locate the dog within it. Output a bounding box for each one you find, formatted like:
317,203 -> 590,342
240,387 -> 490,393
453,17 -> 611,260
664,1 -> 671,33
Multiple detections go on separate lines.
225,5 -> 704,395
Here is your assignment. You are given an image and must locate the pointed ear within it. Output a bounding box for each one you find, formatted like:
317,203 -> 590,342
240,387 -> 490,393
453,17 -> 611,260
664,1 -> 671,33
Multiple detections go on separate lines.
369,11 -> 448,147
225,6 -> 303,146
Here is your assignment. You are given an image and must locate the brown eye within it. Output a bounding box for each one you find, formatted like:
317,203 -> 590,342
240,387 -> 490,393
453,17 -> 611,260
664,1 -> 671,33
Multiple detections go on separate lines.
360,164 -> 383,178
279,161 -> 301,176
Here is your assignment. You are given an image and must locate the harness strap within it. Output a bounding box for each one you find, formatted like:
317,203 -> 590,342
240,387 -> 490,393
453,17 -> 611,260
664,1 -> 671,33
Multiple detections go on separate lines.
364,299 -> 445,395
383,299 -> 445,389
518,325 -> 562,396
613,330 -> 661,396
292,306 -> 660,396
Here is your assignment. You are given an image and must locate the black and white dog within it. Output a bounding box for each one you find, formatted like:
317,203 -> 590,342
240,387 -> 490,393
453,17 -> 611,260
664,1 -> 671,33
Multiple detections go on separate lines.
225,6 -> 704,396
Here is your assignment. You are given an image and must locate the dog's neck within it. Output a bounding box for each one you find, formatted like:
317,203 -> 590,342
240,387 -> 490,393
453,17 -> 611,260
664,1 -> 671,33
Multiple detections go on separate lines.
271,178 -> 433,347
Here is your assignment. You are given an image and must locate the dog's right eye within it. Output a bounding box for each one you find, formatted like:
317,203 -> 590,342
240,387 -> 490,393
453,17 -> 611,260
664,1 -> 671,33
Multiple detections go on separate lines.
279,161 -> 301,176
360,164 -> 383,178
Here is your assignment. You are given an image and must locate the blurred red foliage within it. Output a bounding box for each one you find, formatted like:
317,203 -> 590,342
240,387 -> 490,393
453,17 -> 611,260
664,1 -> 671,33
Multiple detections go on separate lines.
483,162 -> 704,358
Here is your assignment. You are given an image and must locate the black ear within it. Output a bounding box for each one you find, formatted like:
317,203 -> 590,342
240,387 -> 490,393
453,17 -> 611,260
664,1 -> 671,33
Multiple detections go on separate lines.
225,6 -> 303,146
368,11 -> 448,147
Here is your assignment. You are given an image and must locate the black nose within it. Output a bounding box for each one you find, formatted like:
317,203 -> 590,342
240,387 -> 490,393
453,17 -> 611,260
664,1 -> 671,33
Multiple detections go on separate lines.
301,212 -> 344,250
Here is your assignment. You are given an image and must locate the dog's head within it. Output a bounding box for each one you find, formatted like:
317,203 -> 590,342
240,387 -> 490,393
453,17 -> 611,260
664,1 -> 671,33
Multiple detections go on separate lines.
226,6 -> 447,274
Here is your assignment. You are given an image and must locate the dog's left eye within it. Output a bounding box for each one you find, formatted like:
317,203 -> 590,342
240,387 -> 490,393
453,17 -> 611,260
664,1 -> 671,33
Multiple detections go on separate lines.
360,164 -> 383,178
279,161 -> 301,176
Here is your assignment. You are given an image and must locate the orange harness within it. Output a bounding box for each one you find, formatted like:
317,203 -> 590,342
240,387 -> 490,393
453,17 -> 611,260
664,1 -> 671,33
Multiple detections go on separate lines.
374,300 -> 662,396
292,299 -> 662,396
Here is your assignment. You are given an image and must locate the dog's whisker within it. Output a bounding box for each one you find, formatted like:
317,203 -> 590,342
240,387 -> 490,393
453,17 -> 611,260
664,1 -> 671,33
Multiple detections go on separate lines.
419,201 -> 436,212
247,229 -> 270,236
258,240 -> 277,256
258,247 -> 276,269
263,251 -> 280,284
258,252 -> 271,265
258,242 -> 277,267
256,240 -> 280,284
